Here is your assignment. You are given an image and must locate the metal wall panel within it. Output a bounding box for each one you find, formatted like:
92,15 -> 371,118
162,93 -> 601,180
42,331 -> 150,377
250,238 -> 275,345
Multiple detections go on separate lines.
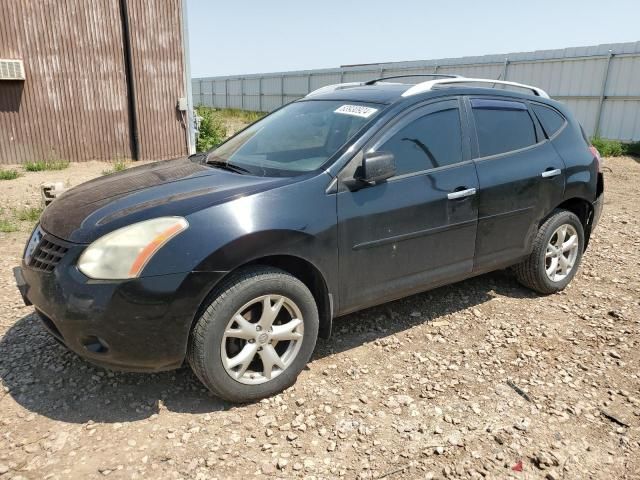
193,41 -> 640,141
0,0 -> 131,164
0,0 -> 188,164
127,0 -> 189,161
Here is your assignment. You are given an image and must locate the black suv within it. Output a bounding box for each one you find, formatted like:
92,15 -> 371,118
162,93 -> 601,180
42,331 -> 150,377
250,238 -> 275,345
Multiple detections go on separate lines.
14,75 -> 604,402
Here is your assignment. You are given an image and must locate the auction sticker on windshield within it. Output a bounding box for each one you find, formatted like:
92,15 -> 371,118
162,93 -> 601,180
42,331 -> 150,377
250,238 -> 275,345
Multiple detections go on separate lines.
334,105 -> 378,118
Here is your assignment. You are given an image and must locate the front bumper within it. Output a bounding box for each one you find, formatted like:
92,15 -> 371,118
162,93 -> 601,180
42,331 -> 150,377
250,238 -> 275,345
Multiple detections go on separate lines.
14,243 -> 225,372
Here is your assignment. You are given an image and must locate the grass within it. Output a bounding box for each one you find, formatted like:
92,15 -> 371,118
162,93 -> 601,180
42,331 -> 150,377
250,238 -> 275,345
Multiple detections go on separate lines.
24,160 -> 70,172
216,108 -> 267,124
0,219 -> 18,233
195,107 -> 268,152
0,169 -> 20,180
591,137 -> 640,157
0,205 -> 43,233
15,206 -> 43,222
195,106 -> 228,152
102,159 -> 128,175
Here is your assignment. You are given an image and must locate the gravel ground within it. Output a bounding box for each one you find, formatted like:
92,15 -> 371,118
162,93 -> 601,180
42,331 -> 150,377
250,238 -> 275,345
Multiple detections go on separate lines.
0,156 -> 638,480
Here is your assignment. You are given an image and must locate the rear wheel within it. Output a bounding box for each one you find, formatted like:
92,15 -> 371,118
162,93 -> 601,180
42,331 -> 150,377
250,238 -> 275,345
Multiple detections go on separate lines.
514,210 -> 584,294
188,267 -> 319,402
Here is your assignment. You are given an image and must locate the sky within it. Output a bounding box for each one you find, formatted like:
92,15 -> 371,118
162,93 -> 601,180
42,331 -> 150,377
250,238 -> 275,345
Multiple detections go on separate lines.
187,0 -> 640,78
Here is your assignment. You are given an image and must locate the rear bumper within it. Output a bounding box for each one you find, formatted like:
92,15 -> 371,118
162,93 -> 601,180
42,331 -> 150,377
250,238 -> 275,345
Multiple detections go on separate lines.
592,192 -> 604,231
14,258 -> 225,372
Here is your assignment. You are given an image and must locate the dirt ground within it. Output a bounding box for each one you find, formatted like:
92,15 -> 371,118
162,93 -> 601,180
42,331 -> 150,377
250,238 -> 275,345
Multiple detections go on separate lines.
0,156 -> 638,480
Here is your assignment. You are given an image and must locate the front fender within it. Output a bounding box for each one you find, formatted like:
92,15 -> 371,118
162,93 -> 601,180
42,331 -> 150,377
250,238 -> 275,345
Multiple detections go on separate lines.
144,172 -> 339,297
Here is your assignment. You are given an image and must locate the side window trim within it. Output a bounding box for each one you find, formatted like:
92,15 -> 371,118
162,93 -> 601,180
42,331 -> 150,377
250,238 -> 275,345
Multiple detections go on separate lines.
337,97 -> 469,188
368,98 -> 470,178
368,99 -> 460,152
465,95 -> 547,161
529,102 -> 568,140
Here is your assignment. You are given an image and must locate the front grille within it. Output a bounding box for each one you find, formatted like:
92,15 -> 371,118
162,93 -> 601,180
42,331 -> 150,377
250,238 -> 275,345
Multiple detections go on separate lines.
28,233 -> 69,273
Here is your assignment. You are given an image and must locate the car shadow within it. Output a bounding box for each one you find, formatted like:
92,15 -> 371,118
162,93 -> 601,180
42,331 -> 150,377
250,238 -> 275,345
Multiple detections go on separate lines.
0,269 -> 534,424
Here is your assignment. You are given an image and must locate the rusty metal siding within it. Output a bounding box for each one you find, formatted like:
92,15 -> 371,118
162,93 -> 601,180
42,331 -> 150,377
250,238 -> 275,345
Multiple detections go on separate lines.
0,0 -> 188,165
127,0 -> 188,161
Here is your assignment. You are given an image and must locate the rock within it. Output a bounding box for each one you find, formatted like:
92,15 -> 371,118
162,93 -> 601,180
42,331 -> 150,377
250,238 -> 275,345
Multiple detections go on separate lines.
447,431 -> 463,446
0,465 -> 8,474
514,418 -> 530,432
431,320 -> 450,327
261,463 -> 276,475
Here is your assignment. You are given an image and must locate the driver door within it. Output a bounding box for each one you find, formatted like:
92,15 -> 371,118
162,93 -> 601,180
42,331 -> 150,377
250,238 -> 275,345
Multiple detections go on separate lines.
336,99 -> 479,313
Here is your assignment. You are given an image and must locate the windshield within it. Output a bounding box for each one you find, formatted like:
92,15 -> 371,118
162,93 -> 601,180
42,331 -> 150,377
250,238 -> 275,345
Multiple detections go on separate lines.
206,100 -> 382,176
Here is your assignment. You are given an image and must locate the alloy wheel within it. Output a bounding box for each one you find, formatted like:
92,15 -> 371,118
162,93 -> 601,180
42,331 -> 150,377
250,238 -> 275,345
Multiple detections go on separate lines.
545,224 -> 579,282
221,295 -> 304,385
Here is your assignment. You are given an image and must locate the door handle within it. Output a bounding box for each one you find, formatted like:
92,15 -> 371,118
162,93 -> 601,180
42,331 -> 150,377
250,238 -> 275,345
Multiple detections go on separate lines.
447,188 -> 476,200
541,168 -> 561,178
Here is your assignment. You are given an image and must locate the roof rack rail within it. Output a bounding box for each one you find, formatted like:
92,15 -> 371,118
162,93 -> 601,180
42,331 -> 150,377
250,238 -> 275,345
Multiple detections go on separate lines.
364,74 -> 461,85
306,74 -> 463,98
402,77 -> 550,98
306,82 -> 364,97
306,76 -> 550,100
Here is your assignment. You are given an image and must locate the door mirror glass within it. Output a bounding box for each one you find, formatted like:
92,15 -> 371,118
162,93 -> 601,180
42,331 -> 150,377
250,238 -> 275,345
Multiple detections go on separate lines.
357,151 -> 396,183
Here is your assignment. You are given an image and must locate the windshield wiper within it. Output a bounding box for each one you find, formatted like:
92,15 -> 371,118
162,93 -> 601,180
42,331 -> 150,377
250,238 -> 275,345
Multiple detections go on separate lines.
205,159 -> 251,175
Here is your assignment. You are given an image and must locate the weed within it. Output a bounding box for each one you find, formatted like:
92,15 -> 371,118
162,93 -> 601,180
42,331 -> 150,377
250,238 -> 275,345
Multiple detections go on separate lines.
0,219 -> 18,233
102,159 -> 128,175
0,169 -> 20,180
591,137 -> 624,157
624,141 -> 640,157
217,108 -> 267,124
591,137 -> 640,158
24,160 -> 70,172
196,106 -> 228,152
16,206 -> 43,222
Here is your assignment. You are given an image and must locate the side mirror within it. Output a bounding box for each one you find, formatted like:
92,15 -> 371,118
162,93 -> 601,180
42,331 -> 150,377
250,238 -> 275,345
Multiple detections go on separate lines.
356,151 -> 396,184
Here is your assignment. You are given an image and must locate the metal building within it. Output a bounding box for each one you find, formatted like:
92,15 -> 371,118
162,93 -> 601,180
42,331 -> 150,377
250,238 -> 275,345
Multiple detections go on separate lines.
193,41 -> 640,142
0,0 -> 194,165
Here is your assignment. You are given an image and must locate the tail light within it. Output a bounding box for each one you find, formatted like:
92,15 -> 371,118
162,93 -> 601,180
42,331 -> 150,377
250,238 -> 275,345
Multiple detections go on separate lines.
589,145 -> 603,173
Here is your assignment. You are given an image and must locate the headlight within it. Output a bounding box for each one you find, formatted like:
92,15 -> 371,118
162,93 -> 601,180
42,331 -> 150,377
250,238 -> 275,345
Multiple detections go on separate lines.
77,217 -> 189,280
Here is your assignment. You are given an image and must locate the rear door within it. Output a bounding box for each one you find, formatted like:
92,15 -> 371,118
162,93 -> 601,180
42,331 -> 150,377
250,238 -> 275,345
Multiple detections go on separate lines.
467,97 -> 566,271
336,98 -> 479,313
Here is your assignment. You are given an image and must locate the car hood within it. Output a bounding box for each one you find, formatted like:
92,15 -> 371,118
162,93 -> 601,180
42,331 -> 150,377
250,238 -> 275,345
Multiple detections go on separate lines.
41,156 -> 288,243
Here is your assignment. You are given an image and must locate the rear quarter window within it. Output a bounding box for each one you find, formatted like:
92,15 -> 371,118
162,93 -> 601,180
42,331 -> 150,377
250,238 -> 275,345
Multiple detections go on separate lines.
531,104 -> 566,138
471,99 -> 538,157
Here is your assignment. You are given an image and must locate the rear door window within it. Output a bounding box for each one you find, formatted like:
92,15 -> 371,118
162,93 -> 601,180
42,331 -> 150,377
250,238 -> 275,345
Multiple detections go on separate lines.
471,99 -> 538,157
531,104 -> 566,138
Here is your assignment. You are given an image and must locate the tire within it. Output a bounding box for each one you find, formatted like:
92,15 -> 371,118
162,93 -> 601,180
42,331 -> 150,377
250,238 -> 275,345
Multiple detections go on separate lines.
514,210 -> 585,294
188,266 -> 319,403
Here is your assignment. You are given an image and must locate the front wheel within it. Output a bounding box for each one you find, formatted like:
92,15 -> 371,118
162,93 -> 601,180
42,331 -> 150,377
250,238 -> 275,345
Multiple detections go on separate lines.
188,267 -> 319,402
514,210 -> 585,294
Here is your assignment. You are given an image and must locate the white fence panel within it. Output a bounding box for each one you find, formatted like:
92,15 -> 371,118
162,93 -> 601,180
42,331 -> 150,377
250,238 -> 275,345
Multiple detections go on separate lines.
193,42 -> 640,140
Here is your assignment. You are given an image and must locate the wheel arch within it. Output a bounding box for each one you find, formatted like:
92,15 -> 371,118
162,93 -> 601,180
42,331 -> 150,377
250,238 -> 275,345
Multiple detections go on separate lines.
544,197 -> 595,250
191,254 -> 333,341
